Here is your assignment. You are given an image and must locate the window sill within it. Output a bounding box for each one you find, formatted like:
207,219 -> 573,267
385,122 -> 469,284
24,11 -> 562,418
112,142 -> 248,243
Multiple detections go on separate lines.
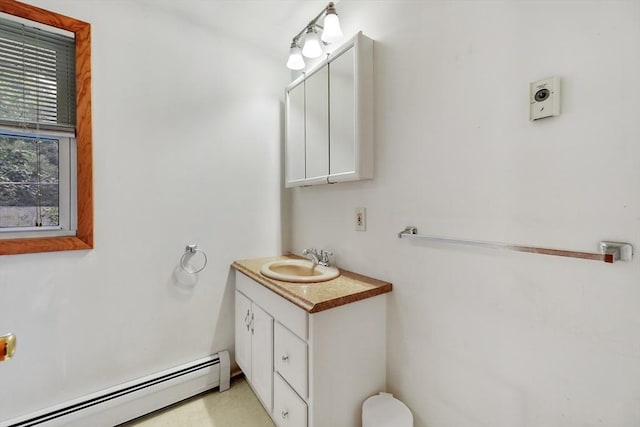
0,235 -> 92,256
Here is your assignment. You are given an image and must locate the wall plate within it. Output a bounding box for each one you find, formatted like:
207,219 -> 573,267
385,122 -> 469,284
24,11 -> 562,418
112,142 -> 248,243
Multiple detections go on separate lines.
355,207 -> 366,231
530,76 -> 560,120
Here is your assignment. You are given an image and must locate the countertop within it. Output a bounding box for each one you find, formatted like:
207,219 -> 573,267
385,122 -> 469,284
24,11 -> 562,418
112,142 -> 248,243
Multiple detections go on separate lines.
232,255 -> 392,313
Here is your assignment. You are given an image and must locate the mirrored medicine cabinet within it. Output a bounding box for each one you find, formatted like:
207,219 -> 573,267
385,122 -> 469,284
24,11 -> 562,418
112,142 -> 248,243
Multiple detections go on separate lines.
285,31 -> 373,187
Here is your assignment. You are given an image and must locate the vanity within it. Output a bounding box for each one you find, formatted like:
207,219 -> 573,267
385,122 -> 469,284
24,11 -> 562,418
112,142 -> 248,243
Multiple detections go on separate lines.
232,255 -> 392,427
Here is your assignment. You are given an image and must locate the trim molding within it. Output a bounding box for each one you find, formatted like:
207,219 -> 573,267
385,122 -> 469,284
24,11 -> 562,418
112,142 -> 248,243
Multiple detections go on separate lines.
0,0 -> 93,256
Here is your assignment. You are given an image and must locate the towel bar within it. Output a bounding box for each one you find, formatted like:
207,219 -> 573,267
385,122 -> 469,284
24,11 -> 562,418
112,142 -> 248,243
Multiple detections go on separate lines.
397,226 -> 633,264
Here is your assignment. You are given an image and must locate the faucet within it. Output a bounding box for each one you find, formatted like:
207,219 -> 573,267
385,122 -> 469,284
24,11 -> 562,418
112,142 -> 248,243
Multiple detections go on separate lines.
302,248 -> 333,267
302,248 -> 319,265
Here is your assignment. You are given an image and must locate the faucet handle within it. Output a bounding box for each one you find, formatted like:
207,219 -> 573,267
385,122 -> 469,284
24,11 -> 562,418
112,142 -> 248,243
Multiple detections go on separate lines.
319,250 -> 333,266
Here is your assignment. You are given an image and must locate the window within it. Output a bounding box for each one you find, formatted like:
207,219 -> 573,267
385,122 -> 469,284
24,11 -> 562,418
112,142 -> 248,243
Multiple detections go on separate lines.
0,1 -> 92,256
0,131 -> 75,238
0,15 -> 76,238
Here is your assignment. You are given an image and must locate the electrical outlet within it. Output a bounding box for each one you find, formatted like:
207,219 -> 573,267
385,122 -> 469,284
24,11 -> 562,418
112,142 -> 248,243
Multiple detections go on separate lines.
355,207 -> 366,231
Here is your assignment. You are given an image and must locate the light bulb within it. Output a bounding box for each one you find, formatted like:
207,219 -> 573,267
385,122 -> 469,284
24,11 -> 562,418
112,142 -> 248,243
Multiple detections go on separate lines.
321,12 -> 343,43
287,43 -> 305,70
302,27 -> 323,58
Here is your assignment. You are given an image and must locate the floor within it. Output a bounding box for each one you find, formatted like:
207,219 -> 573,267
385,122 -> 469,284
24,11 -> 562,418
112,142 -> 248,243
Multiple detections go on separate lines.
121,378 -> 275,427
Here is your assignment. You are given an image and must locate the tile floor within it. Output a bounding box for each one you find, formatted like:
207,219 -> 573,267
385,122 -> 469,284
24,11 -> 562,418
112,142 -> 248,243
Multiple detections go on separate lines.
120,378 -> 275,427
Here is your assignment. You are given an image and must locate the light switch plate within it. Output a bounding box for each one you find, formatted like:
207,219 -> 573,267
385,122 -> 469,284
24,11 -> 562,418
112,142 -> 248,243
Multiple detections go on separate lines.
355,207 -> 366,231
530,76 -> 560,120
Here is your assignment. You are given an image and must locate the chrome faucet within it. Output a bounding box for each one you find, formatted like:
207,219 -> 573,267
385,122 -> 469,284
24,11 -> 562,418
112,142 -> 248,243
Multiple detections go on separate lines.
302,248 -> 319,265
302,248 -> 333,267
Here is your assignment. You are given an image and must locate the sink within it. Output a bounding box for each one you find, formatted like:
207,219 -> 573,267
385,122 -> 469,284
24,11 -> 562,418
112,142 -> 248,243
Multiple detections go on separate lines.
260,259 -> 340,283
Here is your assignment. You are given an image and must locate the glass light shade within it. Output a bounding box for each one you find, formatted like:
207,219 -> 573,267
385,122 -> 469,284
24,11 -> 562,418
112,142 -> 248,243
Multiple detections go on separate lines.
302,28 -> 323,58
287,45 -> 305,70
321,13 -> 343,43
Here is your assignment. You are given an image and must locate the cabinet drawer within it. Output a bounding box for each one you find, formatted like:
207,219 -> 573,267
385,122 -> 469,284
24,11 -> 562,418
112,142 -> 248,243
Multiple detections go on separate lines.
275,322 -> 308,399
274,372 -> 307,427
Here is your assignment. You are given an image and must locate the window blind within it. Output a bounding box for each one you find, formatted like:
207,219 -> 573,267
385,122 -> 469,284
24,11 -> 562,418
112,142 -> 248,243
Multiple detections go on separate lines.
0,16 -> 75,132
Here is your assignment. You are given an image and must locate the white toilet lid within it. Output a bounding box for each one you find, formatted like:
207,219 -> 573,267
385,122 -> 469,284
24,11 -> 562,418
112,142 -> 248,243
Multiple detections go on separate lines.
362,392 -> 413,427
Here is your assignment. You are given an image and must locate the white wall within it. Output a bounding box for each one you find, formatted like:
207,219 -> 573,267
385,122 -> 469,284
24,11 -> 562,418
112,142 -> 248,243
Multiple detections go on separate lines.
0,0 -> 284,420
287,1 -> 640,426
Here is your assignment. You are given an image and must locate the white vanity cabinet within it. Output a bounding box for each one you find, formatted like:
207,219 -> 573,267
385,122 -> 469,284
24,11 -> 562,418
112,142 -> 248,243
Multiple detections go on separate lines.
235,270 -> 386,427
285,31 -> 373,187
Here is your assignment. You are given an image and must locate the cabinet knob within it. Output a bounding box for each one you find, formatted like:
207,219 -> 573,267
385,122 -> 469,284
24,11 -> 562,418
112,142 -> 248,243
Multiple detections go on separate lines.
281,354 -> 289,363
281,410 -> 289,419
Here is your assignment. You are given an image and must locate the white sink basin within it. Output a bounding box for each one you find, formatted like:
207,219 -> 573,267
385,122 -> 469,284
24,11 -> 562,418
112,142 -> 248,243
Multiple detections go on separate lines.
260,259 -> 340,283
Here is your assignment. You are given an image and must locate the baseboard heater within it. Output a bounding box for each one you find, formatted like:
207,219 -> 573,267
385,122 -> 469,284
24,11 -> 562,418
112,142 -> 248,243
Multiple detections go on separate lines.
1,351 -> 230,427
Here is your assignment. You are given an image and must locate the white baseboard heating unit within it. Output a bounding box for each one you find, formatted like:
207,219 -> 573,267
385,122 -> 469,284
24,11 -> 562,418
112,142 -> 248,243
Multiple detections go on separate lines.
1,351 -> 230,427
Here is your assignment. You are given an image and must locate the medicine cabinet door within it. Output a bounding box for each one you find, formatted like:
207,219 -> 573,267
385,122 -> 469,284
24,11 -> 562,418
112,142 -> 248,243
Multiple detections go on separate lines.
329,45 -> 356,179
285,80 -> 306,187
304,65 -> 329,184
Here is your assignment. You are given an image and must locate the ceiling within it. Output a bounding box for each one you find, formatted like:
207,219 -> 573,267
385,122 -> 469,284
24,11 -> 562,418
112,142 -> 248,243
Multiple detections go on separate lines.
138,0 -> 333,58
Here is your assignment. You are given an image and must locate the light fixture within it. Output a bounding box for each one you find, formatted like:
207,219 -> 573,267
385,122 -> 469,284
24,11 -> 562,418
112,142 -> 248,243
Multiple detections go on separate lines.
321,3 -> 343,43
286,41 -> 305,70
286,2 -> 344,70
302,26 -> 323,58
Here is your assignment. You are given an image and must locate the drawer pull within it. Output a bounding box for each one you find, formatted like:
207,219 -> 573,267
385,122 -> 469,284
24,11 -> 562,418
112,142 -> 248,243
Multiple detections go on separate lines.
281,354 -> 289,363
281,410 -> 289,419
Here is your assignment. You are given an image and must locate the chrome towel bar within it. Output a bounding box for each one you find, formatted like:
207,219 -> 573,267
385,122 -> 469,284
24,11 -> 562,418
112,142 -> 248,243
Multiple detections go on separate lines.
397,226 -> 633,264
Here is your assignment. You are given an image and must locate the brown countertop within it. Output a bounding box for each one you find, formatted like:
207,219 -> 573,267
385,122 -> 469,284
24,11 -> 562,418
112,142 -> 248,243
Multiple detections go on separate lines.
232,255 -> 392,313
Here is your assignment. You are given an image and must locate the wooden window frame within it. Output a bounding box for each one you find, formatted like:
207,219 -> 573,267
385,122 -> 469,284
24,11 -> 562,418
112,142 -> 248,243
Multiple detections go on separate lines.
0,0 -> 92,256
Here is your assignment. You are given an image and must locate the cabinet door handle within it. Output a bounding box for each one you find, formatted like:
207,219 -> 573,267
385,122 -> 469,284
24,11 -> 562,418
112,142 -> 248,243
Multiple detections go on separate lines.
281,354 -> 289,363
250,312 -> 254,335
244,309 -> 251,332
281,410 -> 289,419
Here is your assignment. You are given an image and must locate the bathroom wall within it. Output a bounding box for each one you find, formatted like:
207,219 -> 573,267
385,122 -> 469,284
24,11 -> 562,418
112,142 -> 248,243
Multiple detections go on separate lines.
0,0 -> 285,420
286,1 -> 640,426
